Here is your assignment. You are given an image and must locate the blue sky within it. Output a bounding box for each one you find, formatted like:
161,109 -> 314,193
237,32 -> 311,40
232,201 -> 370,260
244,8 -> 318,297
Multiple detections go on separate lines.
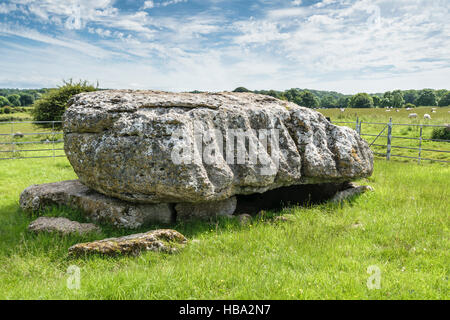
0,0 -> 449,93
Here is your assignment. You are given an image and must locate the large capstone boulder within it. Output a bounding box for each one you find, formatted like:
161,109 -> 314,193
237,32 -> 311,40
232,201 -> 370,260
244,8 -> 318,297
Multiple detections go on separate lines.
64,90 -> 373,204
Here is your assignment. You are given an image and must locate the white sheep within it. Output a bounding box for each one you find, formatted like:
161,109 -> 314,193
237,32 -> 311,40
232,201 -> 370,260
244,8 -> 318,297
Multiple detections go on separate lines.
408,113 -> 418,118
432,110 -> 436,113
340,108 -> 345,112
386,109 -> 391,112
424,114 -> 431,120
406,107 -> 411,111
396,109 -> 400,112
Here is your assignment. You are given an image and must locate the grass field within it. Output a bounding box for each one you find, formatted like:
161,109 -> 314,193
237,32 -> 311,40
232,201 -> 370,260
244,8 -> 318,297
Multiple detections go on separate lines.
318,107 -> 450,163
0,156 -> 448,299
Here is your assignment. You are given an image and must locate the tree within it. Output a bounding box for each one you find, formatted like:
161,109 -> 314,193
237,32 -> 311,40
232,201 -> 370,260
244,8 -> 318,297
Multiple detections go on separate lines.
7,94 -> 21,107
349,93 -> 373,108
438,92 -> 450,107
233,87 -> 251,92
32,79 -> 98,122
372,96 -> 381,107
403,90 -> 418,104
416,89 -> 437,106
320,96 -> 337,108
391,90 -> 404,108
298,90 -> 319,108
0,96 -> 9,107
19,93 -> 35,106
336,97 -> 349,108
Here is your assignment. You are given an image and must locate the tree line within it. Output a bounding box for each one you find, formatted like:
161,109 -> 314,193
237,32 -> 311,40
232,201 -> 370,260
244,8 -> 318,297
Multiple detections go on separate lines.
0,88 -> 48,109
232,87 -> 450,108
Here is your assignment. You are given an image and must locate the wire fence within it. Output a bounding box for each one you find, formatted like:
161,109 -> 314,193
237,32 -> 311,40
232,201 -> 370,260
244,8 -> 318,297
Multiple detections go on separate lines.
0,121 -> 64,160
1,119 -> 449,164
331,118 -> 450,164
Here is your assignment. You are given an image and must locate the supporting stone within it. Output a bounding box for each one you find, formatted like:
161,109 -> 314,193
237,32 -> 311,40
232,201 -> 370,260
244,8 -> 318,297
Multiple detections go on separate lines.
20,180 -> 175,229
175,196 -> 237,221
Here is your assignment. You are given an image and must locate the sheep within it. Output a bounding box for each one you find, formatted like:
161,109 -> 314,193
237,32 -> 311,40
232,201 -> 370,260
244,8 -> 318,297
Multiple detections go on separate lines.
424,114 -> 431,120
406,107 -> 411,111
340,108 -> 345,112
396,109 -> 400,112
432,110 -> 436,113
408,113 -> 418,118
386,109 -> 391,112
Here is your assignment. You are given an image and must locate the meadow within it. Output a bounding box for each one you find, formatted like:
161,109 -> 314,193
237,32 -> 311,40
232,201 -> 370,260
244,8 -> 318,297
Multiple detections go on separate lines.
319,106 -> 450,163
0,106 -> 448,300
0,156 -> 448,299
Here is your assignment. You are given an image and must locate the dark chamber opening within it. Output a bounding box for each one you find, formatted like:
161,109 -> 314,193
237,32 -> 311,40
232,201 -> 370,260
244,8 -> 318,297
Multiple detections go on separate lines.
234,182 -> 349,215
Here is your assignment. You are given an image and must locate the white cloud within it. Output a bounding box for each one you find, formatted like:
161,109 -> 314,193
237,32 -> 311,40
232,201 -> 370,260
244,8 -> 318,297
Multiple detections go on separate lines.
0,0 -> 449,93
142,1 -> 154,9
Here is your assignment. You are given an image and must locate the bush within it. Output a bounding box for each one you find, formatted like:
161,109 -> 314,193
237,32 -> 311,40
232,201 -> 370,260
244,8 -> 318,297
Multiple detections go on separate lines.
404,103 -> 416,108
32,79 -> 98,122
431,126 -> 450,141
3,106 -> 12,114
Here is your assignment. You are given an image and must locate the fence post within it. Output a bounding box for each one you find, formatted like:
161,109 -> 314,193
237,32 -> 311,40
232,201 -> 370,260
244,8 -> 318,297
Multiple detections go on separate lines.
418,126 -> 423,164
52,121 -> 55,159
386,117 -> 392,161
359,121 -> 363,136
355,117 -> 359,134
11,121 -> 14,159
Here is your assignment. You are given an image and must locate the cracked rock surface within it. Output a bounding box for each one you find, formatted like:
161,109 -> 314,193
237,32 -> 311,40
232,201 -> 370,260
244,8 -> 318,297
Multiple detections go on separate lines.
64,90 -> 373,203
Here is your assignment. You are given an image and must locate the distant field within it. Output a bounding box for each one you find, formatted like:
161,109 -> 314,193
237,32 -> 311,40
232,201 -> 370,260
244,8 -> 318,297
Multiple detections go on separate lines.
1,106 -> 449,162
0,119 -> 64,160
318,107 -> 450,163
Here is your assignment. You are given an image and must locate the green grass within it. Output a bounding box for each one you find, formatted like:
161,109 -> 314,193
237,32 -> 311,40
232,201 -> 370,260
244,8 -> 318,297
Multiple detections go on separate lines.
0,120 -> 64,159
0,156 -> 448,299
318,107 -> 450,163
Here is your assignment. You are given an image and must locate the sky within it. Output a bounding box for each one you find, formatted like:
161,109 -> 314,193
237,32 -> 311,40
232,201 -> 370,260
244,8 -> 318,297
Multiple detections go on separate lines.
0,0 -> 449,94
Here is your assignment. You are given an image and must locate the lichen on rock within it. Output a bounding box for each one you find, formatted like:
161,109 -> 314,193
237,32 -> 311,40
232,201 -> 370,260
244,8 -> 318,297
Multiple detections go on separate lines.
68,229 -> 187,256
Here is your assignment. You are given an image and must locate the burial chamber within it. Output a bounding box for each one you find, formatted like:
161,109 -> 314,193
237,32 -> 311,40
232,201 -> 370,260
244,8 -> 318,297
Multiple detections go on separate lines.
20,90 -> 374,228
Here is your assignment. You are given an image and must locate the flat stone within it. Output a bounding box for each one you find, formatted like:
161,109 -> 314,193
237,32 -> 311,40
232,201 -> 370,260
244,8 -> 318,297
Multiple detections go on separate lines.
20,180 -> 174,229
28,217 -> 100,235
175,196 -> 237,220
330,185 -> 374,203
68,229 -> 187,256
64,90 -> 373,204
236,213 -> 252,225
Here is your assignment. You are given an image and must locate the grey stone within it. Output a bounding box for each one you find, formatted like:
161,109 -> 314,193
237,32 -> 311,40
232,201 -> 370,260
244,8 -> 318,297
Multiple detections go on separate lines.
28,217 -> 100,235
175,196 -> 236,220
236,213 -> 252,225
20,180 -> 174,229
330,185 -> 374,203
63,90 -> 373,204
273,214 -> 296,223
68,229 -> 187,256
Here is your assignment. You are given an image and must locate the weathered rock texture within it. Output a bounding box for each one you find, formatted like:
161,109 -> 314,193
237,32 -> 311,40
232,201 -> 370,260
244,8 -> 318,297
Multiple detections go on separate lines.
28,217 -> 100,235
64,90 -> 373,204
68,229 -> 187,256
20,180 -> 174,229
330,184 -> 374,203
175,196 -> 236,220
